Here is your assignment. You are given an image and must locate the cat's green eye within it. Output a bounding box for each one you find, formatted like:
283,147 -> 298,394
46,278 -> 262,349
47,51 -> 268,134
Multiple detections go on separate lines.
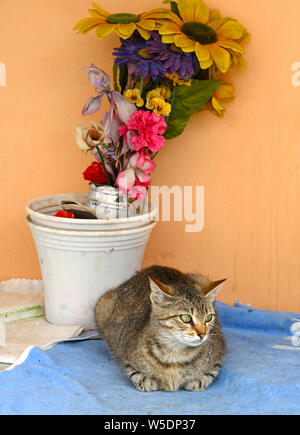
180,314 -> 193,324
205,314 -> 213,323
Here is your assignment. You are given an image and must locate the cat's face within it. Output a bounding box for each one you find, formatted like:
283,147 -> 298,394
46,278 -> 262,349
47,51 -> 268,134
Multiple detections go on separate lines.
159,305 -> 216,347
149,277 -> 225,348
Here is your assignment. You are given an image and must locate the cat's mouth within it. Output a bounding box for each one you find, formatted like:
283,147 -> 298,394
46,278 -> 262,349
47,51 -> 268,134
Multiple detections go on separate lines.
190,335 -> 208,347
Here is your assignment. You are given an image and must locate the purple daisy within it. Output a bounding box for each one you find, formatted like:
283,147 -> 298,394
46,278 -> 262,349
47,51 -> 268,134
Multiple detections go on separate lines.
146,32 -> 199,80
113,34 -> 167,82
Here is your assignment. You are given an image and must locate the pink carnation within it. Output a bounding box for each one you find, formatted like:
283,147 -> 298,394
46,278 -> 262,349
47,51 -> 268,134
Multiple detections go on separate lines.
119,110 -> 166,153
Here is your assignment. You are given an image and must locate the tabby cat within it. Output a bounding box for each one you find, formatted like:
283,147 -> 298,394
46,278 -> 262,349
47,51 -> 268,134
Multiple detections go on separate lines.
95,265 -> 226,392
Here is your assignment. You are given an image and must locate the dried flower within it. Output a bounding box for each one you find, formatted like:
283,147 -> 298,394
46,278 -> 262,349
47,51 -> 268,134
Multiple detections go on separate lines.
82,65 -> 136,124
76,122 -> 106,152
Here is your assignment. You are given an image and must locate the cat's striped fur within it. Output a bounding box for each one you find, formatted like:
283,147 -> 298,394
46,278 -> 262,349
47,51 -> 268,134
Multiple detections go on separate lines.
95,265 -> 226,392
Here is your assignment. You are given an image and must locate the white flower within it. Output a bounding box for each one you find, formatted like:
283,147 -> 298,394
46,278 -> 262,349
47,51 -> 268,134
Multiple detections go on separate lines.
75,122 -> 106,152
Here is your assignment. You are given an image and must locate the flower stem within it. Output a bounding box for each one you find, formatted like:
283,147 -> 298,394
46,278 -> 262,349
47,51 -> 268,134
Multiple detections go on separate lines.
139,75 -> 144,96
165,87 -> 176,124
113,64 -> 120,92
170,87 -> 176,106
96,145 -> 112,186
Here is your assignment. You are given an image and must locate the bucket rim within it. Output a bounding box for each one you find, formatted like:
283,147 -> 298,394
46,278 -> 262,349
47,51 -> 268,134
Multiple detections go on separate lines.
26,216 -> 157,237
25,193 -> 157,225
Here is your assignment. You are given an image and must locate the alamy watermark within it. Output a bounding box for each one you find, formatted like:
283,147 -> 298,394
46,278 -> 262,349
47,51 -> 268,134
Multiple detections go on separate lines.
150,185 -> 204,233
291,322 -> 300,347
291,62 -> 300,87
0,62 -> 6,86
118,185 -> 205,233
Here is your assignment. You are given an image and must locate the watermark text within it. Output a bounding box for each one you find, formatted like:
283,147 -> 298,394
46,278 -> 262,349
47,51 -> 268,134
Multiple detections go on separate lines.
0,62 -> 6,87
291,322 -> 300,347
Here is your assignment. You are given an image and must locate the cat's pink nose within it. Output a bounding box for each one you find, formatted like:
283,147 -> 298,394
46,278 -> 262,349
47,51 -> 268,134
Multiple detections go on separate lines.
198,334 -> 205,340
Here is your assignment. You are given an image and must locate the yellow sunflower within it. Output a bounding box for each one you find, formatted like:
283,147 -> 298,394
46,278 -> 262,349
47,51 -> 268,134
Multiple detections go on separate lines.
230,27 -> 251,73
158,0 -> 249,74
74,2 -> 171,40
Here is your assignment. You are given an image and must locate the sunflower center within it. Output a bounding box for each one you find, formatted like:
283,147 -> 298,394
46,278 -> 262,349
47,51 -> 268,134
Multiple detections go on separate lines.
106,13 -> 140,24
138,48 -> 155,59
181,22 -> 217,45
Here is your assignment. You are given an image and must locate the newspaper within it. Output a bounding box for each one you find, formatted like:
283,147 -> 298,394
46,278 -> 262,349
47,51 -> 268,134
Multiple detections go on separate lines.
0,279 -> 83,365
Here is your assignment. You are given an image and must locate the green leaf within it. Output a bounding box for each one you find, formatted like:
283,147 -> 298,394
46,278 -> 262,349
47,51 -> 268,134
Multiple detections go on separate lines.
164,79 -> 221,140
162,0 -> 181,17
170,2 -> 181,18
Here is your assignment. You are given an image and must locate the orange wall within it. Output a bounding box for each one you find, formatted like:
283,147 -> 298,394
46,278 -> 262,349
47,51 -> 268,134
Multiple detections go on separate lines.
1,0 -> 300,312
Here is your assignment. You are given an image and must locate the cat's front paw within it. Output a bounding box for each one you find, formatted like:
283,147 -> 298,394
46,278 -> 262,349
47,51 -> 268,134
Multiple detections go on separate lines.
130,373 -> 159,392
184,374 -> 214,392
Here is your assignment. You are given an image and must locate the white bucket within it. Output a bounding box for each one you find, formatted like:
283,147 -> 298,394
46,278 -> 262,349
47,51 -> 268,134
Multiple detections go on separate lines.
26,217 -> 157,329
26,193 -> 157,231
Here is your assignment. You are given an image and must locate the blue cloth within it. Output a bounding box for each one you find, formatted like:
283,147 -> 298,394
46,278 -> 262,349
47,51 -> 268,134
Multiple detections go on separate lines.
0,302 -> 300,415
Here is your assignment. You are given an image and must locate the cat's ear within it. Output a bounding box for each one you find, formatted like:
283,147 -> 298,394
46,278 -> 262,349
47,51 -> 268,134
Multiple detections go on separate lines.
202,279 -> 227,301
149,276 -> 176,306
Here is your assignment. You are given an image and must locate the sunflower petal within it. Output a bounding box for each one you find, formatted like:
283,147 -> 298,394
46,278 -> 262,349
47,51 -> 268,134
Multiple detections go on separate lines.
137,26 -> 151,40
159,22 -> 182,35
174,34 -> 195,50
209,9 -> 222,21
200,58 -> 213,69
91,2 -> 110,17
74,17 -> 104,33
238,31 -> 251,46
161,34 -> 176,43
138,18 -> 156,31
178,0 -> 209,24
116,23 -> 136,39
143,8 -> 182,25
194,42 -> 212,69
211,96 -> 225,116
143,8 -> 174,17
209,44 -> 231,73
218,20 -> 245,40
195,42 -> 211,62
95,23 -> 115,39
209,17 -> 230,31
218,39 -> 244,54
232,53 -> 248,73
214,83 -> 235,101
88,9 -> 106,18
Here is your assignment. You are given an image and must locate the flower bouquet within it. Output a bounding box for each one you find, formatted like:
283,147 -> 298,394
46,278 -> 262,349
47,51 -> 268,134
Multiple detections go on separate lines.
25,0 -> 251,328
74,0 -> 250,210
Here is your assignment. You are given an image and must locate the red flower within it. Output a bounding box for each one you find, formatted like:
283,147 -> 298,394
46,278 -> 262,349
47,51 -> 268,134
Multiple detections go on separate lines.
83,161 -> 109,185
55,210 -> 75,219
